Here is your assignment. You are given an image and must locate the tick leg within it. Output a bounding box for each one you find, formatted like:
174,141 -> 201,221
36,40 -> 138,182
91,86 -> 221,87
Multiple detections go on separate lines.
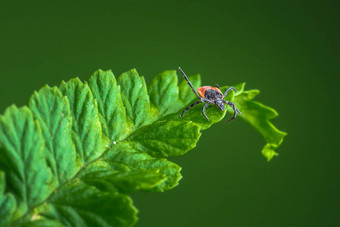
223,86 -> 237,98
180,100 -> 202,117
178,67 -> 201,99
202,102 -> 210,120
223,100 -> 241,123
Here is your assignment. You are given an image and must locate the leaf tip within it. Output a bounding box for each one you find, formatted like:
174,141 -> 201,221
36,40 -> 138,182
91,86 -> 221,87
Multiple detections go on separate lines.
235,82 -> 246,95
261,143 -> 280,161
129,68 -> 138,74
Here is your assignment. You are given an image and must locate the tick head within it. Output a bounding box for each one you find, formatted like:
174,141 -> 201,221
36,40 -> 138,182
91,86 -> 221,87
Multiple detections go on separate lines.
216,100 -> 225,111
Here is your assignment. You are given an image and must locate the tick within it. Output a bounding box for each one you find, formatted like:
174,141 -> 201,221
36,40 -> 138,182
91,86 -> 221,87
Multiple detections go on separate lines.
178,67 -> 241,123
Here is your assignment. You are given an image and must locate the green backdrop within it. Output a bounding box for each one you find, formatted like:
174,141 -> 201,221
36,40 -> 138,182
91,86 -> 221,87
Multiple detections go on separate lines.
0,1 -> 338,226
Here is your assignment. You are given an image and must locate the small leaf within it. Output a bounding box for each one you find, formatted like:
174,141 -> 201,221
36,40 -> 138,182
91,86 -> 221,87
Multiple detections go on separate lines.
29,86 -> 78,184
106,142 -> 182,191
149,70 -> 181,116
127,120 -> 201,157
0,106 -> 54,217
118,69 -> 151,129
234,88 -> 287,161
81,168 -> 166,194
88,70 -> 128,142
59,78 -> 109,164
38,180 -> 137,227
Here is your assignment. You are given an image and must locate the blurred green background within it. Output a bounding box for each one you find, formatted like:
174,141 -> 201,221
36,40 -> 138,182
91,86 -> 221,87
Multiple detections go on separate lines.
0,1 -> 338,226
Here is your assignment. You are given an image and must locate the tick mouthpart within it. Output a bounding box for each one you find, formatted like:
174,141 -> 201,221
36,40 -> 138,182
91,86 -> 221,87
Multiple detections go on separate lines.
216,100 -> 225,111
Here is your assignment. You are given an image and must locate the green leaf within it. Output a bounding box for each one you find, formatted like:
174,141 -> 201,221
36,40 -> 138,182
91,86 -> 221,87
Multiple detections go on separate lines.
29,86 -> 78,185
105,142 -> 182,191
118,69 -> 150,130
0,171 -> 16,226
126,120 -> 201,157
81,168 -> 166,194
0,68 -> 286,226
59,78 -> 109,164
0,106 -> 54,220
233,86 -> 287,161
37,180 -> 137,227
88,70 -> 128,142
149,70 -> 181,116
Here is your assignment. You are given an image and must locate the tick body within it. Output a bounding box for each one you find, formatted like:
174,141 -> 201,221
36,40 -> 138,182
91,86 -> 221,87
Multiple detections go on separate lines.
179,67 -> 241,123
197,86 -> 223,100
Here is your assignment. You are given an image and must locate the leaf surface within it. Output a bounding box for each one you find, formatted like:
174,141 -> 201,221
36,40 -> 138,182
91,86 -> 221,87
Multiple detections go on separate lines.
29,86 -> 78,184
0,106 -> 54,220
59,78 -> 109,164
233,86 -> 287,161
118,69 -> 150,129
38,180 -> 137,227
179,74 -> 201,105
149,70 -> 181,116
88,70 -> 128,142
0,171 -> 16,225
